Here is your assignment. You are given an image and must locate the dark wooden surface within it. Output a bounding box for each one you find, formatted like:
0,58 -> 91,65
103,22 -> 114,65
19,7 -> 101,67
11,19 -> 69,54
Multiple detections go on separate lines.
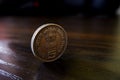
0,15 -> 120,80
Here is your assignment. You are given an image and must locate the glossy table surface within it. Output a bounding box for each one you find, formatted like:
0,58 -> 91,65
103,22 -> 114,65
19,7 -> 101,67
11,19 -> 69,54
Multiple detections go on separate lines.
0,15 -> 120,80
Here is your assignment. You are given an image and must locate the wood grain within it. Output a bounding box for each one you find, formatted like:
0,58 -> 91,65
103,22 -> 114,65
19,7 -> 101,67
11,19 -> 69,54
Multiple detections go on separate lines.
0,16 -> 120,80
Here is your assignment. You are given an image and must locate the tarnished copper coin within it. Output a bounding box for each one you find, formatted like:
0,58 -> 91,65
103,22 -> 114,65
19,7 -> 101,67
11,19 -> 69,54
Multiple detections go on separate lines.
31,23 -> 67,62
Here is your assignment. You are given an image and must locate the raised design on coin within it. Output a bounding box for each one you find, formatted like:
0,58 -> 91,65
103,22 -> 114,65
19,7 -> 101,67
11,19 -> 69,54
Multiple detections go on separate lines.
31,23 -> 67,62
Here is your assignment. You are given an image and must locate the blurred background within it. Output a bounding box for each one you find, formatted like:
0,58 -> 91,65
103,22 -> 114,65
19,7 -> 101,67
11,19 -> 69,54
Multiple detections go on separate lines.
0,0 -> 120,80
0,0 -> 119,16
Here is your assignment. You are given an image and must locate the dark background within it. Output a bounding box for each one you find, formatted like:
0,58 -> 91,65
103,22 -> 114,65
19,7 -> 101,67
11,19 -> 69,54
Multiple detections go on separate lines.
0,0 -> 119,16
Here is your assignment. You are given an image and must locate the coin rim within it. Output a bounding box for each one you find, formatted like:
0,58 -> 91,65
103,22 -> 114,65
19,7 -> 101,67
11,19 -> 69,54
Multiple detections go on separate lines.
31,23 -> 67,62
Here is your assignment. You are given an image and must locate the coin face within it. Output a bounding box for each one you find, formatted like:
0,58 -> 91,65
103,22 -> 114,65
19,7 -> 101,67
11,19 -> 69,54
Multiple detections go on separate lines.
31,23 -> 67,62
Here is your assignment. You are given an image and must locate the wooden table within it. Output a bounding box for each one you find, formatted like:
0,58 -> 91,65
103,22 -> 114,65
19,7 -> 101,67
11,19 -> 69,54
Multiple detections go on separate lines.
0,15 -> 120,80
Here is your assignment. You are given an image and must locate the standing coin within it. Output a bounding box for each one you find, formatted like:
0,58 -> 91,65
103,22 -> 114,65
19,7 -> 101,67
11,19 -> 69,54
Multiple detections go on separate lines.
31,23 -> 67,62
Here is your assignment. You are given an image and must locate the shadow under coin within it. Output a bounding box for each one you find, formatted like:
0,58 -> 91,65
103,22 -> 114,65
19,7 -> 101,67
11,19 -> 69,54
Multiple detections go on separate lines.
36,58 -> 68,80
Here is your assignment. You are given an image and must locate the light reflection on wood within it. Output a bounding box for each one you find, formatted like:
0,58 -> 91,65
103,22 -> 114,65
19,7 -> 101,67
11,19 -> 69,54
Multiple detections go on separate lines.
0,16 -> 119,80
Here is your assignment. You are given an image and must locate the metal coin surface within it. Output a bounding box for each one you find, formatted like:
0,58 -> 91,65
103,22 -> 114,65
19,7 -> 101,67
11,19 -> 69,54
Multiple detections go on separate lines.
31,23 -> 67,62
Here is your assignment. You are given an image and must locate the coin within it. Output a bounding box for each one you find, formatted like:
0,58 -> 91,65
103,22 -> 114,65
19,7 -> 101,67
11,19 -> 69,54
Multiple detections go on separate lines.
31,23 -> 67,62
